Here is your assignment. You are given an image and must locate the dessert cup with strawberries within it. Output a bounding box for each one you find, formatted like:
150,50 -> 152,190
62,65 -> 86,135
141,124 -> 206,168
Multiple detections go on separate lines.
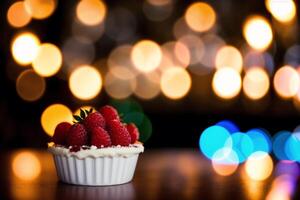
48,105 -> 144,186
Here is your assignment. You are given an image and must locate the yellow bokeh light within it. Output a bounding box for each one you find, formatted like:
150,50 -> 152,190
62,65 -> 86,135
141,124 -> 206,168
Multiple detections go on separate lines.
41,104 -> 73,136
24,0 -> 56,19
266,0 -> 296,23
7,1 -> 32,28
32,43 -> 62,77
184,2 -> 216,32
215,45 -> 243,73
69,65 -> 102,100
104,70 -> 136,99
74,106 -> 95,116
212,67 -> 242,99
12,152 -> 41,181
274,65 -> 299,99
16,69 -> 46,102
245,152 -> 273,181
243,16 -> 273,51
11,32 -> 40,66
174,41 -> 190,68
76,0 -> 106,26
161,41 -> 191,69
134,73 -> 161,100
131,40 -> 162,73
160,67 -> 191,99
243,67 -> 270,100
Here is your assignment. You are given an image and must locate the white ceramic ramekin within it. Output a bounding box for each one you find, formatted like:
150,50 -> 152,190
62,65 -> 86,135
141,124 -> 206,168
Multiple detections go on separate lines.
48,144 -> 144,186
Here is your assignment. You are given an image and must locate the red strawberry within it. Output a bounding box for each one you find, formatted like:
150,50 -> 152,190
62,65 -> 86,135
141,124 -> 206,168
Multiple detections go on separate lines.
90,127 -> 111,147
66,123 -> 88,146
83,112 -> 105,131
107,119 -> 131,146
52,122 -> 71,145
70,145 -> 81,152
99,105 -> 120,122
126,123 -> 139,144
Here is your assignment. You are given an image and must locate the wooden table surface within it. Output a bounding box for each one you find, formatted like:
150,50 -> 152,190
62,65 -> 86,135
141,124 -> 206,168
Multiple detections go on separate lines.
0,149 -> 299,200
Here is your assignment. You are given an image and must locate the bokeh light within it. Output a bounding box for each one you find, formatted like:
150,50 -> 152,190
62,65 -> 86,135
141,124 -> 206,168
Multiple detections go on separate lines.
12,152 -> 41,181
11,32 -> 40,66
273,65 -> 299,99
104,70 -> 136,99
212,67 -> 242,99
131,40 -> 162,73
160,67 -> 191,99
134,73 -> 160,100
216,120 -> 239,133
266,175 -> 296,200
32,43 -> 62,77
212,147 -> 239,176
215,45 -> 243,73
228,132 -> 254,163
173,17 -> 193,40
69,65 -> 102,100
247,128 -> 272,153
285,133 -> 300,162
76,0 -> 106,26
16,69 -> 46,102
273,131 -> 291,160
178,35 -> 204,66
7,1 -> 32,28
266,0 -> 296,23
108,45 -> 138,76
161,41 -> 191,68
245,151 -> 273,181
41,104 -> 73,136
200,34 -> 226,69
24,0 -> 56,19
184,2 -> 216,32
243,16 -> 273,51
275,160 -> 300,177
243,67 -> 270,100
199,125 -> 232,159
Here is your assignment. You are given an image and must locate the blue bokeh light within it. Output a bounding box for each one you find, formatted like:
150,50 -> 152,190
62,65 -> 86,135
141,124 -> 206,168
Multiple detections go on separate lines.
199,125 -> 232,159
285,133 -> 300,162
216,120 -> 239,133
212,147 -> 239,165
273,131 -> 291,160
226,132 -> 254,163
247,128 -> 272,153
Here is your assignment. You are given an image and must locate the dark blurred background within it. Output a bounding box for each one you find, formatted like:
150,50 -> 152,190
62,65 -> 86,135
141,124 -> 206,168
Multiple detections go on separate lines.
1,0 -> 300,149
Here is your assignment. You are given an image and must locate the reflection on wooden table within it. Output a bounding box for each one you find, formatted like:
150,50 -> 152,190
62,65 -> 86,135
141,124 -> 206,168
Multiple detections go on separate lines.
0,149 -> 299,200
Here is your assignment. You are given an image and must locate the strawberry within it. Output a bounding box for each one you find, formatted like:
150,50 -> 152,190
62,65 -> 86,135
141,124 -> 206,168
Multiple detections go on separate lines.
52,122 -> 71,145
70,145 -> 81,152
126,123 -> 139,144
99,105 -> 120,122
90,127 -> 111,147
83,112 -> 105,131
66,123 -> 88,146
107,119 -> 131,146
